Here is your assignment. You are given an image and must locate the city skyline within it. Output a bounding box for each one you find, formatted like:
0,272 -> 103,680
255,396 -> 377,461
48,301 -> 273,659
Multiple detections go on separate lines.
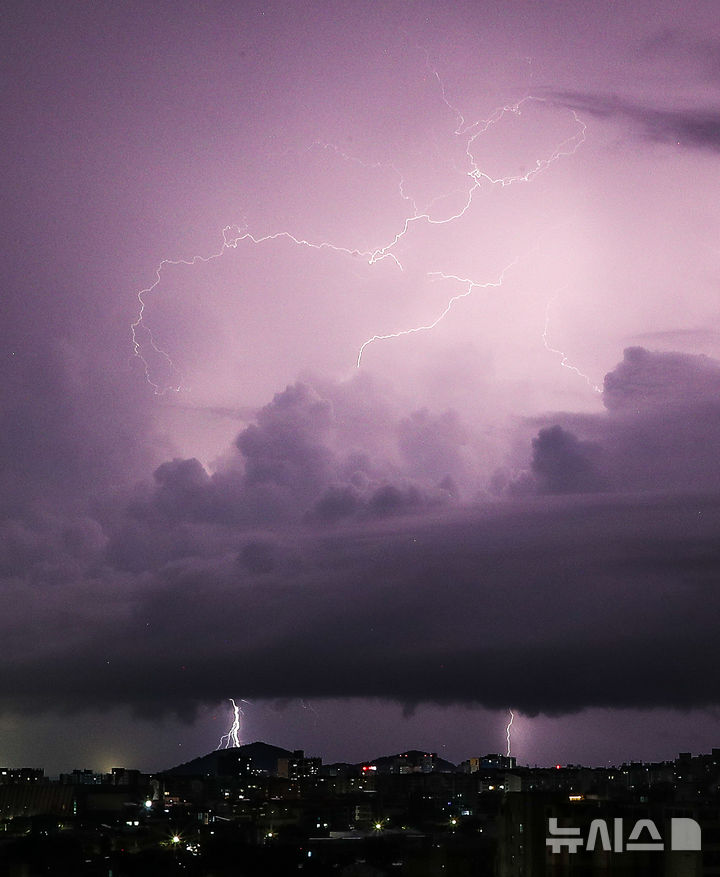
7,731 -> 720,779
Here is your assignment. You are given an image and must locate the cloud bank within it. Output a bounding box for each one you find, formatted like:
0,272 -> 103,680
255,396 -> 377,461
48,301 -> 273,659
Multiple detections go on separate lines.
2,348 -> 720,721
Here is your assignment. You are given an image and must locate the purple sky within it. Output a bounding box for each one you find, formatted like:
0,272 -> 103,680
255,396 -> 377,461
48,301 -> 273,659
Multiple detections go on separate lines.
3,1 -> 720,774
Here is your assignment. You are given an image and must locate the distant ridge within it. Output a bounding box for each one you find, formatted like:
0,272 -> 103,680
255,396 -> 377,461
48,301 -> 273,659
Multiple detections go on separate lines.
368,750 -> 457,772
162,741 -> 293,776
162,743 -> 459,777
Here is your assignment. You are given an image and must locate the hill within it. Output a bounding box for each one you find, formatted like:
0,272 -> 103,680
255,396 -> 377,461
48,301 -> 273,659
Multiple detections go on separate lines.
367,749 -> 456,773
161,741 -> 293,776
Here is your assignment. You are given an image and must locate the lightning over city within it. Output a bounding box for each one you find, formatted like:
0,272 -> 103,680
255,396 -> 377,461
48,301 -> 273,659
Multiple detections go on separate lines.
4,0 -> 720,807
217,699 -> 244,750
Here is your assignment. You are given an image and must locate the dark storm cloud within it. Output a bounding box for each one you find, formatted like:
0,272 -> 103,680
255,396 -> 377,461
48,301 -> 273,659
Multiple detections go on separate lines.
554,91 -> 720,151
5,349 -> 720,721
3,492 -> 720,718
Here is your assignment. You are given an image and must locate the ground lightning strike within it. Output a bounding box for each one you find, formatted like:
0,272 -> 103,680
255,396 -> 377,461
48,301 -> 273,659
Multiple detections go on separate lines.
217,698 -> 244,750
506,708 -> 515,759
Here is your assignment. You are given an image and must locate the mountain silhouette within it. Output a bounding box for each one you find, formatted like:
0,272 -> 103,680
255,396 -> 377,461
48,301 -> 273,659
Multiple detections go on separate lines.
162,741 -> 293,776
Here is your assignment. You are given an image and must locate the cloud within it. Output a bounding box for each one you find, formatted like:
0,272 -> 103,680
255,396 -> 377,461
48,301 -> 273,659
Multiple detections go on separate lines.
531,425 -> 606,494
236,383 -> 334,502
554,92 -> 720,152
603,346 -> 720,413
0,341 -> 161,516
5,350 -> 720,721
3,492 -> 720,718
398,408 -> 470,483
238,540 -> 278,575
106,379 -> 466,539
518,348 -> 720,495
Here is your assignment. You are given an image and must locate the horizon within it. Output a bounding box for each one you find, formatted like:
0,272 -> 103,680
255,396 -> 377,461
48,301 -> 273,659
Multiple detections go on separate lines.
11,735 -> 720,778
7,715 -> 720,778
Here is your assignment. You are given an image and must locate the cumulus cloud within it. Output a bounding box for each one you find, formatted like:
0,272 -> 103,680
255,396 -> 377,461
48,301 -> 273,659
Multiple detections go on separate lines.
107,379 -> 467,539
531,425 -> 606,494
236,383 -> 334,502
603,346 -> 720,413
517,348 -> 720,495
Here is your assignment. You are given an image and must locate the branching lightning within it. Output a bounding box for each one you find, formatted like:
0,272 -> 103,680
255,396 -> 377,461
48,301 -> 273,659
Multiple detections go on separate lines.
131,57 -> 587,393
357,259 -> 523,366
217,698 -> 244,749
542,295 -> 603,393
506,708 -> 515,758
132,222 -> 391,394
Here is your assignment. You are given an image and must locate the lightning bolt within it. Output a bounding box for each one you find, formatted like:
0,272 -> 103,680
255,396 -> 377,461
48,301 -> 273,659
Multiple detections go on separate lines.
300,698 -> 320,725
217,697 -> 244,749
542,294 -> 603,393
131,222 -> 388,394
131,57 -> 587,393
356,259 -> 523,366
505,708 -> 515,758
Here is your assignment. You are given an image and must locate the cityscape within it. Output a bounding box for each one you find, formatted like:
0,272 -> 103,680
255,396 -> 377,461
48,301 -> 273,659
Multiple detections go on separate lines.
4,2 -> 720,876
1,739 -> 719,875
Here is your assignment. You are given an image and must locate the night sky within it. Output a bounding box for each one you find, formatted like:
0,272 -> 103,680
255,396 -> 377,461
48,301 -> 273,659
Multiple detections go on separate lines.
3,1 -> 720,775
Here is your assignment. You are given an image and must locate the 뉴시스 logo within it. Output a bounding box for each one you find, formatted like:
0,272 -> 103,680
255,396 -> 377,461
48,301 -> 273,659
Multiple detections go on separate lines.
546,817 -> 701,853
